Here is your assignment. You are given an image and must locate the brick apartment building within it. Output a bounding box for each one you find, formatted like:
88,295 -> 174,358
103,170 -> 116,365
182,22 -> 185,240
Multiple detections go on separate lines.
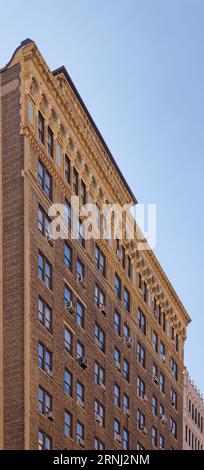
183,369 -> 204,450
0,39 -> 191,450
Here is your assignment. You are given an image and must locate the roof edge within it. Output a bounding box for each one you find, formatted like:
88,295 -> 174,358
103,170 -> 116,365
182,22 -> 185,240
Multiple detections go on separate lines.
0,38 -> 34,73
52,65 -> 137,205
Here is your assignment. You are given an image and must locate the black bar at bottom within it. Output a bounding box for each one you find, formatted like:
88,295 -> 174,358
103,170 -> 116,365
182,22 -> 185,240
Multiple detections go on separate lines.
0,450 -> 203,466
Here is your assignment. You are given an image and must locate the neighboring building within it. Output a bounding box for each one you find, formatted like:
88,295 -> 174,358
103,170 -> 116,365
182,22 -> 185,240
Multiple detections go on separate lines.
0,39 -> 191,450
183,369 -> 204,450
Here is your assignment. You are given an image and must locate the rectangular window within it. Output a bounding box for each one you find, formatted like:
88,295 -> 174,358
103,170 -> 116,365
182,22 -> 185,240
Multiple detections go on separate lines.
77,381 -> 85,405
144,281 -> 147,302
76,300 -> 85,329
57,141 -> 62,166
170,388 -> 177,409
95,361 -> 105,386
159,434 -> 164,449
95,323 -> 105,352
176,333 -> 179,352
114,383 -> 121,407
77,258 -> 85,280
124,322 -> 130,342
38,252 -> 52,290
38,111 -> 44,144
65,200 -> 71,229
64,243 -> 72,270
38,297 -> 52,333
76,341 -> 84,359
64,327 -> 73,355
95,400 -> 105,427
114,273 -> 121,299
137,342 -> 146,368
152,395 -> 158,416
38,205 -> 51,240
95,284 -> 105,309
123,428 -> 129,450
170,357 -> 178,380
163,313 -> 166,332
152,426 -> 157,447
94,438 -> 105,450
123,358 -> 130,382
114,347 -> 121,369
73,168 -> 79,195
77,219 -> 85,247
152,330 -> 158,353
48,126 -> 54,158
154,297 -> 157,317
124,288 -> 130,312
122,246 -> 126,269
114,419 -> 121,439
81,180 -> 86,205
38,161 -> 52,199
65,410 -> 73,438
64,369 -> 73,397
38,386 -> 52,416
138,308 -> 146,335
123,394 -> 130,413
38,342 -> 52,373
160,372 -> 165,394
127,256 -> 131,278
138,272 -> 142,290
95,245 -> 106,276
28,97 -> 34,125
38,430 -> 52,450
159,403 -> 165,419
170,418 -> 177,438
65,155 -> 71,184
160,341 -> 165,358
64,284 -> 73,306
137,409 -> 145,430
114,310 -> 121,336
137,376 -> 145,398
76,421 -> 84,442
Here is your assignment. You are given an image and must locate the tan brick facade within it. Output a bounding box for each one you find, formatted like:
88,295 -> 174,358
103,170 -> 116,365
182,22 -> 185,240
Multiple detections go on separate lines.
0,40 -> 191,450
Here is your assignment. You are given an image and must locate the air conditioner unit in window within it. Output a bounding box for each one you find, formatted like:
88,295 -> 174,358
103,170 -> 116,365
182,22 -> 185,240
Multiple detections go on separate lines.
77,399 -> 85,409
115,361 -> 121,371
170,398 -> 175,407
65,301 -> 75,314
77,275 -> 86,289
143,394 -> 148,403
77,357 -> 88,369
160,414 -> 168,425
95,413 -> 103,426
46,411 -> 53,421
124,337 -> 133,348
77,438 -> 85,447
115,433 -> 121,443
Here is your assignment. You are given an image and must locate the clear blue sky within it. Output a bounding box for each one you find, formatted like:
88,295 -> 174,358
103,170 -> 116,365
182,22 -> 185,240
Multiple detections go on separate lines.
1,0 -> 203,393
